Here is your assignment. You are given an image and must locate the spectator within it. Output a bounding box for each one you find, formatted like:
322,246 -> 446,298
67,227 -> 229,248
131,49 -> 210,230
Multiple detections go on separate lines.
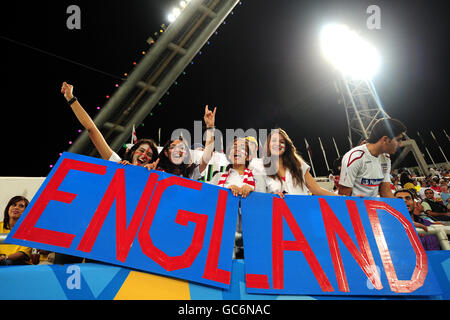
440,184 -> 450,210
338,118 -> 407,198
328,170 -> 335,183
262,129 -> 337,197
210,137 -> 258,259
399,168 -> 414,187
418,180 -> 429,200
430,179 -> 441,193
245,136 -> 259,162
0,196 -> 32,265
395,189 -> 441,251
157,105 -> 216,179
421,188 -> 450,221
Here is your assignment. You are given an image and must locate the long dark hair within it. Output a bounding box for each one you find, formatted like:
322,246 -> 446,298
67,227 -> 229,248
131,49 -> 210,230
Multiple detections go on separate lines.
123,138 -> 159,164
157,137 -> 198,178
3,196 -> 29,230
263,128 -> 305,188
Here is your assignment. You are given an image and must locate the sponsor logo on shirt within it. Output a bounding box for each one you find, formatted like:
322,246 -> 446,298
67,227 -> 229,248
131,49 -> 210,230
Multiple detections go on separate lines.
360,178 -> 383,187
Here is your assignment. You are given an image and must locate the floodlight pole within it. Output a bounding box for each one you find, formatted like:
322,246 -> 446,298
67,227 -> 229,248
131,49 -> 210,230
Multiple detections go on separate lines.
68,0 -> 240,157
334,71 -> 430,175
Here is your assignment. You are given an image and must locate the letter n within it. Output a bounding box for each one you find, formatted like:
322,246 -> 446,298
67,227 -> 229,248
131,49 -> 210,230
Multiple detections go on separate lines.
77,170 -> 159,263
320,199 -> 382,292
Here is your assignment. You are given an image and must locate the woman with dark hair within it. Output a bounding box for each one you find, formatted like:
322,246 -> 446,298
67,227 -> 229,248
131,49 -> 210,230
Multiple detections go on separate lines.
211,137 -> 256,197
210,137 -> 257,259
61,82 -> 159,168
119,139 -> 160,169
263,129 -> 337,197
0,196 -> 32,265
157,105 -> 216,179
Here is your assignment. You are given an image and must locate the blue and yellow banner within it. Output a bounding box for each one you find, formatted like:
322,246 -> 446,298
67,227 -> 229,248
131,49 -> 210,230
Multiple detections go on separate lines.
4,152 -> 444,297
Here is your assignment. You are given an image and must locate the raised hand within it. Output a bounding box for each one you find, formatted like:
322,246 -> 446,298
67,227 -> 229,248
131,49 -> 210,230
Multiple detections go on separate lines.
61,82 -> 74,101
204,105 -> 217,128
144,158 -> 160,171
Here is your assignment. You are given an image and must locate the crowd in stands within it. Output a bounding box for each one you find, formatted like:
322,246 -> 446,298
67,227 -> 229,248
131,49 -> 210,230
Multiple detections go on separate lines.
0,82 -> 448,266
389,167 -> 450,250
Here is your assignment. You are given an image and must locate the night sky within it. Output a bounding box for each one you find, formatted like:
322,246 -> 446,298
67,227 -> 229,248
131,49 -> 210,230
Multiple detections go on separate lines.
1,0 -> 448,178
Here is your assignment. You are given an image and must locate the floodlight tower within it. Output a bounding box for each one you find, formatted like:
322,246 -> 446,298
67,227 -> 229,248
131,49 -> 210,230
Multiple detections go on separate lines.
68,0 -> 240,157
321,24 -> 385,146
321,24 -> 429,175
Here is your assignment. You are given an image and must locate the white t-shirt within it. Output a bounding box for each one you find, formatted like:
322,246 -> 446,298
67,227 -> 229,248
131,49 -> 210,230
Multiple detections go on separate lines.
264,160 -> 311,195
109,152 -> 122,162
339,144 -> 391,197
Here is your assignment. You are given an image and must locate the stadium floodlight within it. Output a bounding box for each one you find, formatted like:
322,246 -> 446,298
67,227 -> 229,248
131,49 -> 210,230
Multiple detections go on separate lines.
167,13 -> 176,23
320,24 -> 380,79
167,7 -> 182,23
172,7 -> 181,17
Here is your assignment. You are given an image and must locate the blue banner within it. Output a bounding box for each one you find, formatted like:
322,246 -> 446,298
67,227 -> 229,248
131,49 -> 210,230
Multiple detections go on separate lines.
6,152 -> 239,289
241,192 -> 442,296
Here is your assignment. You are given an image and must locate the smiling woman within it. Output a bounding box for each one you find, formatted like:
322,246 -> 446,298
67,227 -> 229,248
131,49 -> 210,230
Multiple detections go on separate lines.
0,196 -> 32,265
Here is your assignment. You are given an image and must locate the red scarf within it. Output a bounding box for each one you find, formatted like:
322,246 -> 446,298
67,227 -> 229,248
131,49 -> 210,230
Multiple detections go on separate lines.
218,168 -> 255,189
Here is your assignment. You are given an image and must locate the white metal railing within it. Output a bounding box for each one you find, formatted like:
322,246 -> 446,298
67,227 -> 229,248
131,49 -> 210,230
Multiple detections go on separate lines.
416,225 -> 450,250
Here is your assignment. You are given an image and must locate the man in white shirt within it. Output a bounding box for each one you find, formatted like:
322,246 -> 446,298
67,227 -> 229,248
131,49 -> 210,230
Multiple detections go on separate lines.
338,118 -> 407,198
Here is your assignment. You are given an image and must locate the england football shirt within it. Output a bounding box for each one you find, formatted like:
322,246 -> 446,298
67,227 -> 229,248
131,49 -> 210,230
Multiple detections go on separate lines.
339,144 -> 391,197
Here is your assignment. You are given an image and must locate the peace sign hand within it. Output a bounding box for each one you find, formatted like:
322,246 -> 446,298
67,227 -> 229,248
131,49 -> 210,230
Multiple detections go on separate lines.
204,105 -> 216,128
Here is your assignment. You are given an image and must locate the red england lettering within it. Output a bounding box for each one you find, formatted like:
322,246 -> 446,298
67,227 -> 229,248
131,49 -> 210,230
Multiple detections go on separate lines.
320,198 -> 382,292
13,159 -> 107,247
272,197 -> 333,291
137,176 -> 207,271
365,200 -> 427,293
202,189 -> 231,285
77,170 -> 159,263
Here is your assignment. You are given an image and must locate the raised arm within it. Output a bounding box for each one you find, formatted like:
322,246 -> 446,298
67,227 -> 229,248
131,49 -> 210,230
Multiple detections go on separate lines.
61,82 -> 114,160
305,170 -> 338,196
198,105 -> 216,174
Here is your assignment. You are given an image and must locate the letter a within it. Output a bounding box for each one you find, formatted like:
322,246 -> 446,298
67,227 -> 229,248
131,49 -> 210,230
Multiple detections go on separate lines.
66,5 -> 81,30
272,197 -> 333,291
366,5 -> 381,30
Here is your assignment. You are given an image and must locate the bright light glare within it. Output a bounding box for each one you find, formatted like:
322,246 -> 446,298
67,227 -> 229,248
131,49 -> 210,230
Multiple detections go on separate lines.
172,8 -> 181,16
320,24 -> 380,79
168,7 -> 181,23
180,1 -> 187,8
167,13 -> 176,22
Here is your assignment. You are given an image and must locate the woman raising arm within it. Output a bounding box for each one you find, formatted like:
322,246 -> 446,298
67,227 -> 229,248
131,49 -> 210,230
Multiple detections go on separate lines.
61,81 -> 159,167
